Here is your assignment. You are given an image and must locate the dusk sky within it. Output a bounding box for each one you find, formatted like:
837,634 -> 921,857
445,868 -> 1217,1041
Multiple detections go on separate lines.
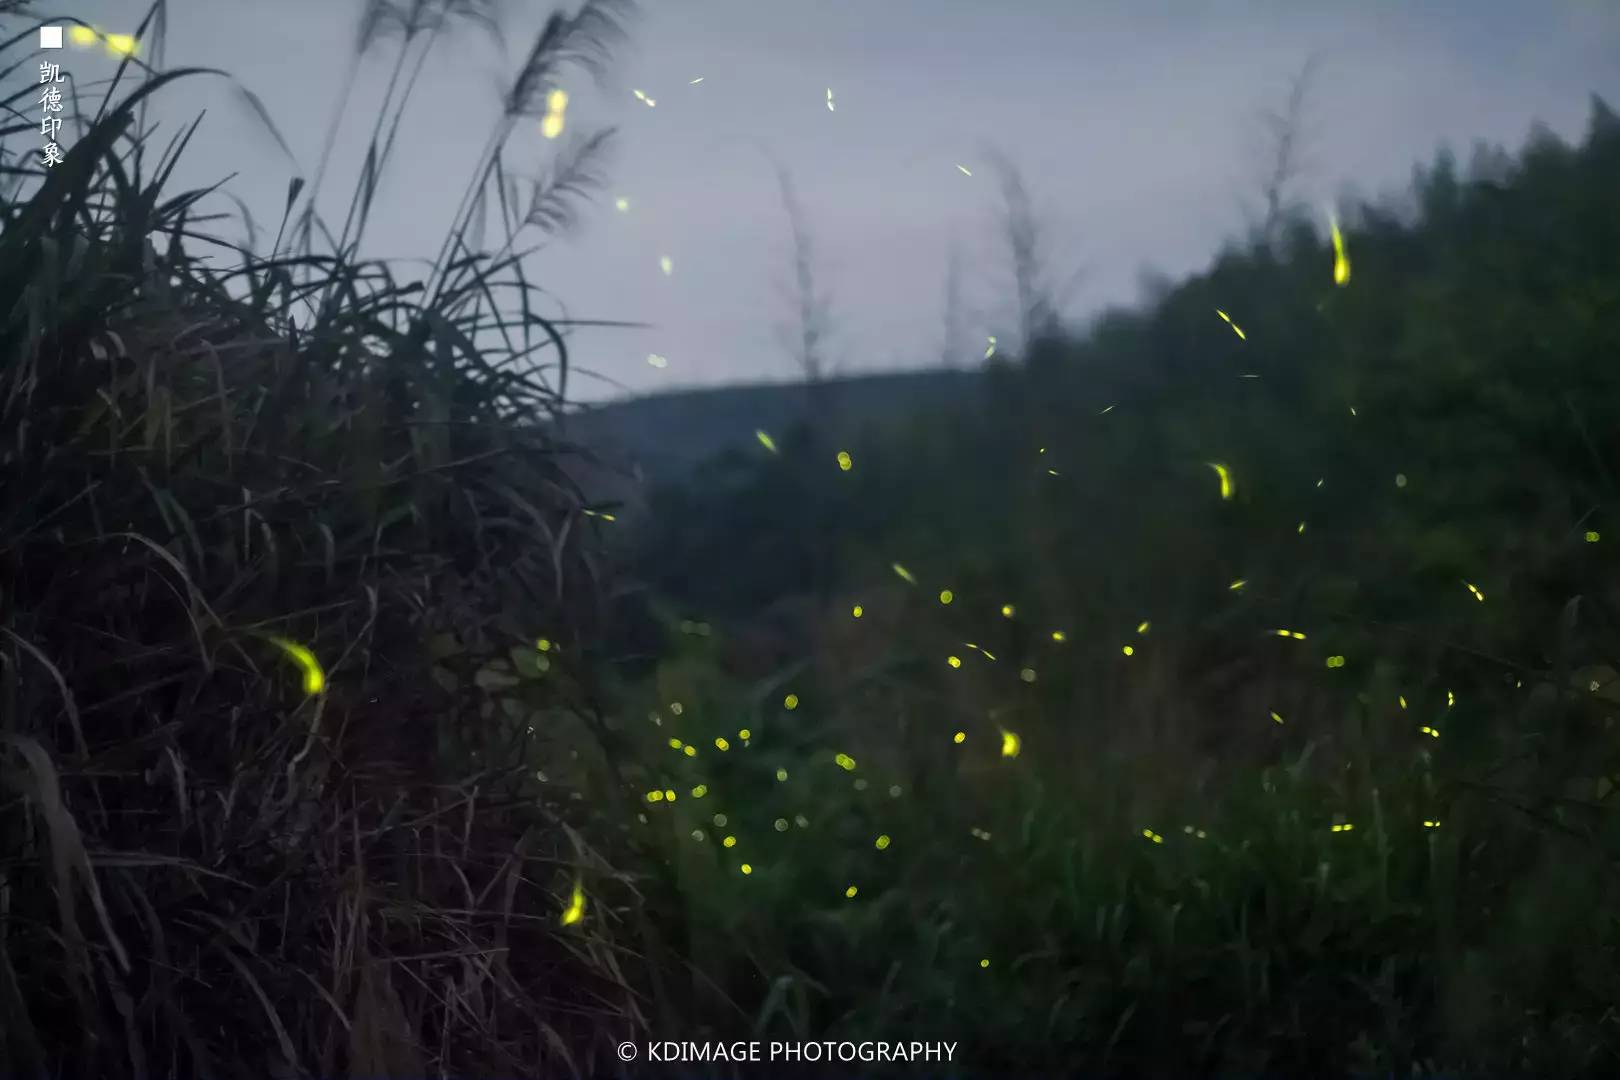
34,1 -> 1620,402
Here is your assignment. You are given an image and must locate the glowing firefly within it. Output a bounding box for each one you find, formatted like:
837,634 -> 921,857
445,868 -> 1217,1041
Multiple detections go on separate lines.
560,879 -> 586,926
268,636 -> 326,695
1329,211 -> 1350,285
540,88 -> 568,139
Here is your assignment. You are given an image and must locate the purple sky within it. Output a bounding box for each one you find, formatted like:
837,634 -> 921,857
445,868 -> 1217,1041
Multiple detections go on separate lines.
34,1 -> 1620,401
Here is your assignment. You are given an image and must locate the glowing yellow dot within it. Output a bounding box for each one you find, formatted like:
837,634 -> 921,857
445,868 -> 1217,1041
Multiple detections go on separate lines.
1297,521 -> 1307,534
939,589 -> 954,605
1327,655 -> 1345,668
1000,729 -> 1022,758
715,737 -> 730,751
740,863 -> 752,875
668,738 -> 682,750
947,655 -> 962,668
1136,621 -> 1150,634
852,604 -> 864,618
683,745 -> 696,757
776,767 -> 788,781
845,885 -> 858,898
784,693 -> 799,710
875,834 -> 891,850
953,731 -> 966,744
1122,645 -> 1134,656
774,818 -> 789,832
646,790 -> 664,802
837,450 -> 853,471
1019,667 -> 1036,682
980,958 -> 990,968
691,784 -> 708,798
1229,579 -> 1247,591
738,728 -> 752,740
1051,630 -> 1066,643
69,25 -> 97,46
664,790 -> 677,802
1001,604 -> 1015,618
1587,530 -> 1601,543
615,197 -> 630,212
835,753 -> 857,771
723,835 -> 736,848
540,112 -> 564,139
537,638 -> 553,652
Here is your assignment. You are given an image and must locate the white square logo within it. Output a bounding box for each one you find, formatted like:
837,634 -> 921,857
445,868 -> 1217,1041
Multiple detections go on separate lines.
39,26 -> 64,49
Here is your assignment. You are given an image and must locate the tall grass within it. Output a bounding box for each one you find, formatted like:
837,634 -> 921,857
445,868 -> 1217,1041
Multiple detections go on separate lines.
0,3 -> 665,1077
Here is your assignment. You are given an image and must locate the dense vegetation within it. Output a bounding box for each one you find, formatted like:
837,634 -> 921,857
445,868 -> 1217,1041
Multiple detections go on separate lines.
624,97 -> 1620,1077
4,1 -> 1620,1077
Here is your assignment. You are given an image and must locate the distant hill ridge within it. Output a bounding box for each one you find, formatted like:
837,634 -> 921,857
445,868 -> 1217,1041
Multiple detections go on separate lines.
557,367 -> 986,490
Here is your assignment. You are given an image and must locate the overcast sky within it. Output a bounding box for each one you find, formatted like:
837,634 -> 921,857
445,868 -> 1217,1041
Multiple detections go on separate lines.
29,1 -> 1620,402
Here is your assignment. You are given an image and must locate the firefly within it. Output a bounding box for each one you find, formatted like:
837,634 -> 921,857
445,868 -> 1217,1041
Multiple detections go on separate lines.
1000,729 -> 1022,758
1329,211 -> 1351,285
1215,309 -> 1246,340
559,879 -> 586,926
268,637 -> 326,695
